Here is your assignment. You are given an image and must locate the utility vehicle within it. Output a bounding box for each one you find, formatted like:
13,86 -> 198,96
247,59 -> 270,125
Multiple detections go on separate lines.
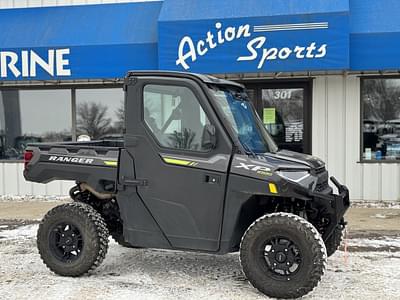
24,71 -> 349,299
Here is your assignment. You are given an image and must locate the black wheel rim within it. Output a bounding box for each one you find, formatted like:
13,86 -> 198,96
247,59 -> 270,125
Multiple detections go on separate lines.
263,236 -> 302,278
49,222 -> 83,263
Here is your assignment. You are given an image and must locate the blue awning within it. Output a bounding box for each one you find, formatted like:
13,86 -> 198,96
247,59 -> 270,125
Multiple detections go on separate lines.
158,0 -> 350,73
350,0 -> 400,71
1,0 -> 400,79
0,2 -> 162,81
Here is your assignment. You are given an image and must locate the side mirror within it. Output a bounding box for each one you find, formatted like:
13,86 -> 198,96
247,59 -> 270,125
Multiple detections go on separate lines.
202,124 -> 217,150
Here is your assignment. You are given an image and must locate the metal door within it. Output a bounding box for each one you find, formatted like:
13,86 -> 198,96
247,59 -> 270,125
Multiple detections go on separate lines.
124,76 -> 233,251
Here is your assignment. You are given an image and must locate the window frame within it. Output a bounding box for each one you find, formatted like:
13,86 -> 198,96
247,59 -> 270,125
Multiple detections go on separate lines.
142,83 -> 214,154
360,75 -> 400,163
0,83 -> 123,161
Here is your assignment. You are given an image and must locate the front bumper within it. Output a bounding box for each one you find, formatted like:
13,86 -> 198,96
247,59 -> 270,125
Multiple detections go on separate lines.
310,176 -> 350,240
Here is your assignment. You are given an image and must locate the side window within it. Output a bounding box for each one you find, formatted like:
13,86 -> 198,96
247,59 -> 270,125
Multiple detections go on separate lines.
143,84 -> 212,152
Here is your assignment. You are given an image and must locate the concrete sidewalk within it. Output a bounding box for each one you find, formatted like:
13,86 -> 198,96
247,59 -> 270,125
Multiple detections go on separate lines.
0,200 -> 399,238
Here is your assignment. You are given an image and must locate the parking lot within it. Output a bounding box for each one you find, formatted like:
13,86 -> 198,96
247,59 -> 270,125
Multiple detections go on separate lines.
0,200 -> 399,300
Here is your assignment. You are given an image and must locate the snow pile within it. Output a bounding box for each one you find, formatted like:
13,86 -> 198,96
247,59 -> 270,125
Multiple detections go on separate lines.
0,195 -> 69,202
351,200 -> 400,209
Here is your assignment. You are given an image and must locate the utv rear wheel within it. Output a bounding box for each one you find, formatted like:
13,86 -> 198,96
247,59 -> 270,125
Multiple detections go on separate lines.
37,202 -> 109,277
240,212 -> 327,299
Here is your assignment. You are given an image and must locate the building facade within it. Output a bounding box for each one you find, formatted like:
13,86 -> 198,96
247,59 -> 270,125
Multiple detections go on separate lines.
0,0 -> 400,202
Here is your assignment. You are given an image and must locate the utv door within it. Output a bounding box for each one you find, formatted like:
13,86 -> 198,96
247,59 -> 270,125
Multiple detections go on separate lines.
124,76 -> 232,251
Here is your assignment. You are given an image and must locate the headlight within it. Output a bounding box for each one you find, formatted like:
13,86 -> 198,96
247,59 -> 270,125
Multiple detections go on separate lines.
277,170 -> 310,182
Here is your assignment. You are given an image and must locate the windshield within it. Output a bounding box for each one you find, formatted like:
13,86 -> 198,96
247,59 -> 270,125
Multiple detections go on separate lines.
209,85 -> 278,154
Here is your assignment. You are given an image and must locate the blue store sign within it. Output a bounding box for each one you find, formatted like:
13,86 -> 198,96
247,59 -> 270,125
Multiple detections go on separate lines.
0,2 -> 161,81
0,44 -> 158,81
159,14 -> 350,73
0,1 -> 357,80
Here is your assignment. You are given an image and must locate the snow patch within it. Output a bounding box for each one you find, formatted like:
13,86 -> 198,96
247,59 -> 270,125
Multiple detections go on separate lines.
348,236 -> 400,249
0,224 -> 38,240
0,195 -> 69,202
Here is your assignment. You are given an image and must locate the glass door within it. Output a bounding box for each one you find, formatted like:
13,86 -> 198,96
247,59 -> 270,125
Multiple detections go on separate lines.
244,81 -> 312,154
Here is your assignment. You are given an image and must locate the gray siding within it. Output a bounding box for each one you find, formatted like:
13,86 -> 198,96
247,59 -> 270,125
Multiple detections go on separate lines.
313,75 -> 400,201
0,162 -> 72,196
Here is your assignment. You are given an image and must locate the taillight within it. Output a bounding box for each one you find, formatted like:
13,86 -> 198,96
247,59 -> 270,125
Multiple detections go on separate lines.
24,150 -> 34,169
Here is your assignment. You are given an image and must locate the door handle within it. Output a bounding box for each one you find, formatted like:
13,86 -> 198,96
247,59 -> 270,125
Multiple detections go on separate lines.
121,176 -> 148,186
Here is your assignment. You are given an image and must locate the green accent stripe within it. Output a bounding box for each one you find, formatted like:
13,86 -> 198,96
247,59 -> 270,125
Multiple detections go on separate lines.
163,157 -> 193,166
104,161 -> 118,167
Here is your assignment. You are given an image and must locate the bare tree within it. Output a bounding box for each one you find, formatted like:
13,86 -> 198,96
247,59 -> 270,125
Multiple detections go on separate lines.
77,102 -> 112,139
114,101 -> 125,133
363,79 -> 400,121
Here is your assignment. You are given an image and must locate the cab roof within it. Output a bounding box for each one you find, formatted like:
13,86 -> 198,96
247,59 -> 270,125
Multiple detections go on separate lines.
126,70 -> 244,88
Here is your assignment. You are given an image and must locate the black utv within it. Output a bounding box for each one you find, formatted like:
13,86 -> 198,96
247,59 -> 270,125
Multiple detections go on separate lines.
24,71 -> 349,299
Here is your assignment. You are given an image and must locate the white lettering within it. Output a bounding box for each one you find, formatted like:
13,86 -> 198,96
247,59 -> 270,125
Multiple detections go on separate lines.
48,155 -> 94,164
237,24 -> 251,38
251,166 -> 271,172
56,48 -> 71,76
234,163 -> 271,172
206,31 -> 217,49
235,163 -> 251,170
294,46 -> 306,58
215,22 -> 224,44
306,42 -> 317,58
278,47 -> 292,60
176,22 -> 252,69
176,36 -> 197,70
258,48 -> 278,69
0,48 -> 71,78
237,36 -> 266,61
315,44 -> 327,58
30,50 -> 54,77
174,21 -> 330,70
224,27 -> 236,42
196,40 -> 208,56
21,51 -> 29,77
0,51 -> 21,78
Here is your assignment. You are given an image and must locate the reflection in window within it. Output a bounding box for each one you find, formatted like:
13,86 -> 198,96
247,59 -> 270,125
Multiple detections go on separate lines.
0,89 -> 71,160
362,78 -> 400,160
143,84 -> 211,151
76,88 -> 124,140
262,88 -> 304,153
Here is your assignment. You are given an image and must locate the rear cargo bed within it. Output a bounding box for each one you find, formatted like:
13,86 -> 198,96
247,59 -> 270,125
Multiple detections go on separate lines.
24,140 -> 122,193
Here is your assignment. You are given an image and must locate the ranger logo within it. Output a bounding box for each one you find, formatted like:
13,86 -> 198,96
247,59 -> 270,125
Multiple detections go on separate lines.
48,155 -> 94,164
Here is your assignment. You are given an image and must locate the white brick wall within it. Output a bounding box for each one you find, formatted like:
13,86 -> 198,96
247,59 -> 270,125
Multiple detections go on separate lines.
0,0 -> 160,9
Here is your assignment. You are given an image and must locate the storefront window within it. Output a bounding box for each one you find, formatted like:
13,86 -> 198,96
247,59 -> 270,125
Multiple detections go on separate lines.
262,88 -> 304,153
75,88 -> 124,140
0,89 -> 72,160
362,78 -> 400,161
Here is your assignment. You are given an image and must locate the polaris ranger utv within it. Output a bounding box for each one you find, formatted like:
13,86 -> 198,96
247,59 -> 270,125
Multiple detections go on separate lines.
24,71 -> 349,299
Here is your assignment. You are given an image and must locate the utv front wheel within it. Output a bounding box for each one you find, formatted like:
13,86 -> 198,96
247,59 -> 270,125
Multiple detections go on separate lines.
37,202 -> 109,276
240,212 -> 327,299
